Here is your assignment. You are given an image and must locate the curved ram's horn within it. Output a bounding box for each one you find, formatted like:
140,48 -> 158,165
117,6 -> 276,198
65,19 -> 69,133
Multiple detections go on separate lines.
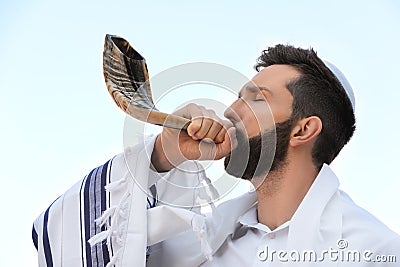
103,34 -> 190,130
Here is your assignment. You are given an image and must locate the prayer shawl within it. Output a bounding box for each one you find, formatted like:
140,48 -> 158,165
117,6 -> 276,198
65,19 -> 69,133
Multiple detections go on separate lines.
33,135 -> 400,266
32,135 -> 250,266
31,135 -> 161,266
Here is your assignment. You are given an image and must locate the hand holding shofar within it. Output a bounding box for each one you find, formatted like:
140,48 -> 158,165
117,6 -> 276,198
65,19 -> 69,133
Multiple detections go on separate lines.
103,34 -> 191,130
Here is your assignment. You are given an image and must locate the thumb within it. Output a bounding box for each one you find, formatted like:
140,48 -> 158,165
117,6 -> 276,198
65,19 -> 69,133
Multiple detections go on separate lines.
215,127 -> 237,160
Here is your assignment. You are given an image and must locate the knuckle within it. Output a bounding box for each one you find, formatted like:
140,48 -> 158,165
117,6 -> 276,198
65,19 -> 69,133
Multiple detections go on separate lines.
206,109 -> 217,116
186,103 -> 198,109
196,104 -> 206,111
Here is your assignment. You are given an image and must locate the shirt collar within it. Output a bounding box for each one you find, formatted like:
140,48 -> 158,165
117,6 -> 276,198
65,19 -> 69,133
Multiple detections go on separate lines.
286,164 -> 342,255
238,164 -> 339,233
290,163 -> 339,224
239,204 -> 291,233
238,204 -> 257,227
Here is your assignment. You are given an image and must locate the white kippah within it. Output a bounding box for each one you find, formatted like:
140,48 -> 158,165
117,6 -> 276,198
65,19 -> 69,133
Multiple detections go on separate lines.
323,60 -> 355,111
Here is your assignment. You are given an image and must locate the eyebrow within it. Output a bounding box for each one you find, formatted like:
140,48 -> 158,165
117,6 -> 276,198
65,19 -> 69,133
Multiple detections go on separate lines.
238,85 -> 273,97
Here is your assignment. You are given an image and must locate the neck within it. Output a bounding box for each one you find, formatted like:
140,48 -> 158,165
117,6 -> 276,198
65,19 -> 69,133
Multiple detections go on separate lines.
252,154 -> 318,230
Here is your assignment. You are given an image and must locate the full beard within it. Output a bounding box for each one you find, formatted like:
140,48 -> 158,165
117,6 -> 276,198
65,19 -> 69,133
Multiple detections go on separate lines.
224,118 -> 293,180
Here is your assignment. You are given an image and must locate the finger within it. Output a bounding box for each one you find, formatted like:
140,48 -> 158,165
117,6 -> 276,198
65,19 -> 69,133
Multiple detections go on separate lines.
189,108 -> 218,140
187,117 -> 203,140
197,109 -> 225,141
195,118 -> 222,142
185,105 -> 206,138
202,121 -> 223,143
214,120 -> 233,143
214,127 -> 226,144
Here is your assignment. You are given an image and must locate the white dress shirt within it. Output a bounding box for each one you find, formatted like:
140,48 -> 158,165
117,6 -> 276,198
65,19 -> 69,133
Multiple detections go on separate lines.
34,135 -> 400,267
200,205 -> 291,266
148,158 -> 400,267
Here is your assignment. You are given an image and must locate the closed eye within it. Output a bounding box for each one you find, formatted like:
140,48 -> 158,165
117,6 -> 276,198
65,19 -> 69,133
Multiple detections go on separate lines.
255,94 -> 267,101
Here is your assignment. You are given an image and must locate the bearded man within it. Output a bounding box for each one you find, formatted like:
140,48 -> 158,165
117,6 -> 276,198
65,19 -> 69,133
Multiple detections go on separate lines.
33,45 -> 400,266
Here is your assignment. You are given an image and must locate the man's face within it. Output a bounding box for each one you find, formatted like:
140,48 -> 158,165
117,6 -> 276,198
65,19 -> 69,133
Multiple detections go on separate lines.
223,65 -> 301,179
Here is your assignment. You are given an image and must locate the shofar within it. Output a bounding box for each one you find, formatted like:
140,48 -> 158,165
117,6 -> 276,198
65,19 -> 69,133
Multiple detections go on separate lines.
103,34 -> 190,130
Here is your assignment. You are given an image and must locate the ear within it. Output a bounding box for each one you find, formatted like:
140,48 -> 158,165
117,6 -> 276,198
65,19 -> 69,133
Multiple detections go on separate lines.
289,116 -> 322,147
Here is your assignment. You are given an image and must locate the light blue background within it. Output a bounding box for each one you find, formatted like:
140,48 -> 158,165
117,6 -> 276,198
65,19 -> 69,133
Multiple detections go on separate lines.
1,1 -> 399,265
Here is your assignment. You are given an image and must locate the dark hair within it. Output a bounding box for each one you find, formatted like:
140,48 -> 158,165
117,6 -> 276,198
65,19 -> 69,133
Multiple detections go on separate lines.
255,44 -> 356,169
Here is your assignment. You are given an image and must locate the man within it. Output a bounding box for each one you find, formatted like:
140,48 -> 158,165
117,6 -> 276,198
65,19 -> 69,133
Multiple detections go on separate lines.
33,45 -> 400,266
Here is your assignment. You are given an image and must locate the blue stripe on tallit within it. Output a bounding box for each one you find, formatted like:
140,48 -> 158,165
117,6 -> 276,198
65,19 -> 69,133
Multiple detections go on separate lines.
78,158 -> 157,265
100,161 -> 111,264
43,206 -> 53,267
106,159 -> 114,259
32,225 -> 38,250
79,172 -> 89,267
42,196 -> 60,267
80,160 -> 112,267
90,166 -> 101,266
82,168 -> 96,267
90,162 -> 107,267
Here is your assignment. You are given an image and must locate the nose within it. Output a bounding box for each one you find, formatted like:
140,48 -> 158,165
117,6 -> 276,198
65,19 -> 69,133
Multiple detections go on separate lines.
224,99 -> 242,123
